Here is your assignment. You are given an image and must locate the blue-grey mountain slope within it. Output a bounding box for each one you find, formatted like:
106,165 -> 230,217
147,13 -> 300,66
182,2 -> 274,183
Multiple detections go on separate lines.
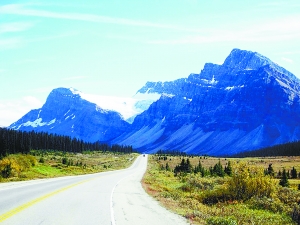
113,49 -> 300,155
9,49 -> 300,155
10,88 -> 129,142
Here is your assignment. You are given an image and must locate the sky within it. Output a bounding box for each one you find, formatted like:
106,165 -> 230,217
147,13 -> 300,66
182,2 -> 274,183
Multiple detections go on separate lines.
1,0 -> 300,127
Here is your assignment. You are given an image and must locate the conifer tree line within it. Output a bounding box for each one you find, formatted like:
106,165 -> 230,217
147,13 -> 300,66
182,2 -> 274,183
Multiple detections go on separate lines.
0,128 -> 134,158
156,149 -> 189,157
158,156 -> 233,178
232,141 -> 300,157
265,163 -> 300,181
171,158 -> 232,177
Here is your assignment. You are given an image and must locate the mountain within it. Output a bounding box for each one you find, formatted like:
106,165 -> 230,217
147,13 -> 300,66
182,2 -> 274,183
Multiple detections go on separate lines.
9,49 -> 300,155
113,49 -> 300,155
9,88 -> 130,142
9,87 -> 161,142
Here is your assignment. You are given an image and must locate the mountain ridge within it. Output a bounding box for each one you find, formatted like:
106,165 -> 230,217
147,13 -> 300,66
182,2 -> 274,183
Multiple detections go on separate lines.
9,48 -> 300,155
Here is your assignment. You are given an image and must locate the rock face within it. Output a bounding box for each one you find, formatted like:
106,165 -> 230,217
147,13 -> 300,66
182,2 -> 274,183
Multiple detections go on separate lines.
10,49 -> 300,155
10,88 -> 129,142
113,49 -> 300,155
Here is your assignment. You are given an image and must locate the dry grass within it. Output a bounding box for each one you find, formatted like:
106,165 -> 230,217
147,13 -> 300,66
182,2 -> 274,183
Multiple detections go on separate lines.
157,155 -> 300,175
0,150 -> 138,182
143,155 -> 300,225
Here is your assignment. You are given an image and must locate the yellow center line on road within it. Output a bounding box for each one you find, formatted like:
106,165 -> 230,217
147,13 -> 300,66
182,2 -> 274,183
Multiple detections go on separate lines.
0,177 -> 95,222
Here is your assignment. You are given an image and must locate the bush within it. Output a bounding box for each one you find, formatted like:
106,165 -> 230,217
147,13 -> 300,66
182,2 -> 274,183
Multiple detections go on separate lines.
207,216 -> 238,225
247,197 -> 286,213
26,155 -> 37,166
1,163 -> 12,178
202,187 -> 230,205
0,154 -> 36,178
39,157 -> 45,163
62,157 -> 68,165
227,162 -> 277,201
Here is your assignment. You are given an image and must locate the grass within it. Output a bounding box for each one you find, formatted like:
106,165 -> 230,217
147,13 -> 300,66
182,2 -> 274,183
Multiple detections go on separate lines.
142,155 -> 300,225
0,150 -> 138,182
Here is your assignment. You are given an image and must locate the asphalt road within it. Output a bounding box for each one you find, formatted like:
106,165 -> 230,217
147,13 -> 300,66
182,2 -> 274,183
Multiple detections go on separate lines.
0,155 -> 189,225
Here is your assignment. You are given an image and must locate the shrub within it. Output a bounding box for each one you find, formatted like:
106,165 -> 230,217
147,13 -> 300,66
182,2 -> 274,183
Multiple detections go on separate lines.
202,187 -> 230,205
247,197 -> 286,213
39,157 -> 45,163
277,187 -> 300,205
62,157 -> 68,165
0,154 -> 35,178
227,162 -> 277,201
25,155 -> 37,166
1,163 -> 12,178
207,216 -> 238,225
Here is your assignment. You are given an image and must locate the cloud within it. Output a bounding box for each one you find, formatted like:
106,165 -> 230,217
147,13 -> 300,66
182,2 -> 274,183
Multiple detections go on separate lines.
281,57 -> 294,63
0,96 -> 42,127
62,76 -> 89,81
0,4 -> 199,32
0,38 -> 23,49
147,15 -> 300,45
0,21 -> 35,34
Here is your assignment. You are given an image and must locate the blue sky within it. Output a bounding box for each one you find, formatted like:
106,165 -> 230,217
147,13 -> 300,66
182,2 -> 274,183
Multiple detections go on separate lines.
1,0 -> 300,126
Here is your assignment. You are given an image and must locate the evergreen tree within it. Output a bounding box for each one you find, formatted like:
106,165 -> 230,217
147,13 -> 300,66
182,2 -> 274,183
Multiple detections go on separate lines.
224,161 -> 233,176
212,160 -> 225,177
267,163 -> 275,177
278,170 -> 282,178
291,167 -> 298,179
279,168 -> 289,187
186,158 -> 192,173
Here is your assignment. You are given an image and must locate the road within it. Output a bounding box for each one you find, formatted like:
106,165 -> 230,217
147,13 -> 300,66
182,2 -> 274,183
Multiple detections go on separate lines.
0,155 -> 190,225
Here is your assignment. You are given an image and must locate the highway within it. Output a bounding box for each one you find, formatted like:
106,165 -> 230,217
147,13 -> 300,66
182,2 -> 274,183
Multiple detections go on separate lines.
0,155 -> 189,225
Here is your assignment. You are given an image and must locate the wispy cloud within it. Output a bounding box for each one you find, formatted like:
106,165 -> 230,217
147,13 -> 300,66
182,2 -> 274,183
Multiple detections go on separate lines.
0,21 -> 34,34
0,38 -> 23,49
62,76 -> 89,81
281,57 -> 294,64
148,15 -> 300,44
0,4 -> 200,32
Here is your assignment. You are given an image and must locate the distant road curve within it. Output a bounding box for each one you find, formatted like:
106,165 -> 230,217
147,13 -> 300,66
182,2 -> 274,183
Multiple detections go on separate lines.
0,155 -> 189,225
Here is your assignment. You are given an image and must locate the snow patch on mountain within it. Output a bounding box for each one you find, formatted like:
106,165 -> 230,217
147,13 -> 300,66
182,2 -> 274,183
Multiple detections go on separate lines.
21,118 -> 56,128
77,91 -> 161,123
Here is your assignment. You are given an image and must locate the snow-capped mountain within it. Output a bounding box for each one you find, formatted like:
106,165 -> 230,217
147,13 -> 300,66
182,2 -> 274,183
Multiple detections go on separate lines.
113,49 -> 300,155
9,88 -> 130,142
9,87 -> 161,142
10,49 -> 300,155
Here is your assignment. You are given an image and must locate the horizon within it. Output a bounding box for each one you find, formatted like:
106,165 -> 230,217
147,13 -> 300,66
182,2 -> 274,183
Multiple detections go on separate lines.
1,0 -> 300,126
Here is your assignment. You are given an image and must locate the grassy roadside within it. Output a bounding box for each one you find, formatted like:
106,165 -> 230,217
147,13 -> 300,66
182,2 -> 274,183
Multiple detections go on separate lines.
0,150 -> 138,182
142,155 -> 300,225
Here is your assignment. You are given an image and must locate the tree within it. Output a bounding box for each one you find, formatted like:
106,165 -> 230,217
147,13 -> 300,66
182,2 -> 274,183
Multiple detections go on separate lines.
224,161 -> 233,176
291,167 -> 298,179
212,160 -> 225,177
165,162 -> 170,171
266,163 -> 275,177
279,168 -> 289,187
174,158 -> 193,175
194,161 -> 205,177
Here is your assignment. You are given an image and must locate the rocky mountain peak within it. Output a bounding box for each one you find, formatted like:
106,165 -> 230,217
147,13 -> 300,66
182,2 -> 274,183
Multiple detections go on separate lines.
223,48 -> 273,71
